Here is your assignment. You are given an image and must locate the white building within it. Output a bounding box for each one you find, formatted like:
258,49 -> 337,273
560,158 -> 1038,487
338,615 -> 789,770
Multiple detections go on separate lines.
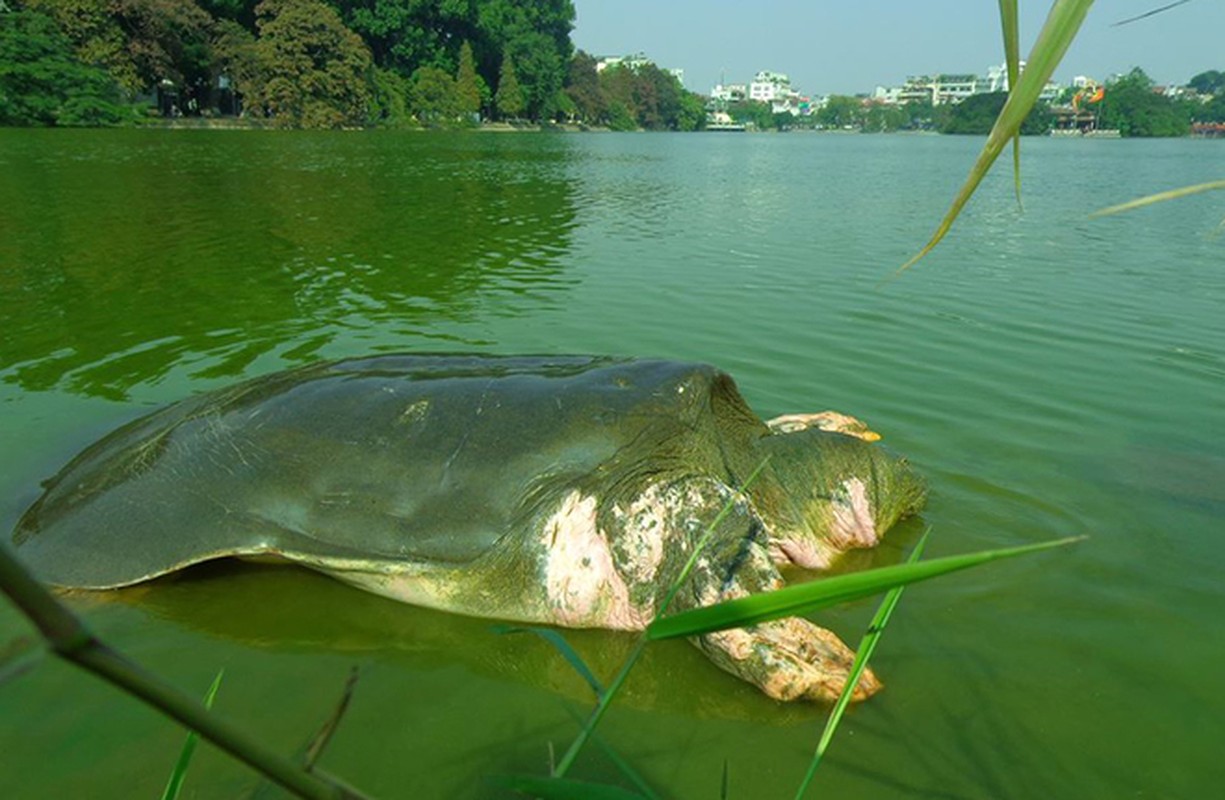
596,52 -> 652,74
875,63 -> 1063,106
711,83 -> 747,102
749,70 -> 792,103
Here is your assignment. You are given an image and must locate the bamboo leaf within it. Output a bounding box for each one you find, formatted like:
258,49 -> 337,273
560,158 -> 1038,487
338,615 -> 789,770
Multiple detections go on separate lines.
794,530 -> 931,799
998,0 -> 1023,205
496,775 -> 649,800
494,625 -> 605,698
897,0 -> 1095,274
161,669 -> 225,800
647,537 -> 1082,641
1089,180 -> 1225,218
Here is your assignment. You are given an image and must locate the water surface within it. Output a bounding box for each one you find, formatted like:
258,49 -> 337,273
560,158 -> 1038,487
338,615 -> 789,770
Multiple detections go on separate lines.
1,129 -> 1222,798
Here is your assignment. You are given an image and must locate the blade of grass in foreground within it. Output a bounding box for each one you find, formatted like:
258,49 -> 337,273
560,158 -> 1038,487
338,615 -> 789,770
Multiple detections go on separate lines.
1089,180 -> 1225,218
161,668 -> 225,800
896,0 -> 1095,275
647,536 -> 1082,640
494,625 -> 605,697
997,0 -> 1023,206
793,529 -> 931,800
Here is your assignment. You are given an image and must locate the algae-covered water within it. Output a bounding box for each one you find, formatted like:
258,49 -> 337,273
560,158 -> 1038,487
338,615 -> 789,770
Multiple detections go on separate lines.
1,129 -> 1222,798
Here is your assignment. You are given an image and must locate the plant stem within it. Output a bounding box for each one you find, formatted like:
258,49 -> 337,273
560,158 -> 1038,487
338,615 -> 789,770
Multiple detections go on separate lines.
0,545 -> 368,800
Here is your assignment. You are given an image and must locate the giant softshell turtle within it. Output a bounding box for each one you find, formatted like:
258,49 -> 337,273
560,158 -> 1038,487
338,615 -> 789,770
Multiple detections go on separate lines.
13,355 -> 926,702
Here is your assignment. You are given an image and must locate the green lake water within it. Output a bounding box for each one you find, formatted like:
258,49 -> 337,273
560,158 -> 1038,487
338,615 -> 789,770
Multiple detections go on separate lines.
1,128 -> 1222,798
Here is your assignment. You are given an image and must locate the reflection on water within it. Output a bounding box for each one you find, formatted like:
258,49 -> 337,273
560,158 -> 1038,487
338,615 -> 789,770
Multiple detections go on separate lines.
0,131 -> 579,398
123,562 -> 816,726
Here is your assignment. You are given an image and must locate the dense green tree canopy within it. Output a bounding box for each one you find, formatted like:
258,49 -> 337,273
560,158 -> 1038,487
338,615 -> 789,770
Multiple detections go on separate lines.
939,91 -> 1052,135
1098,68 -> 1190,137
1188,69 -> 1224,96
247,0 -> 372,128
0,8 -> 130,125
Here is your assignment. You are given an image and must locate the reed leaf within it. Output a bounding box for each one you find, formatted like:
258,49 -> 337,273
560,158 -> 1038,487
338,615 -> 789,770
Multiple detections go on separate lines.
161,669 -> 225,800
998,0 -> 1023,205
496,774 -> 649,799
561,707 -> 660,800
793,530 -> 931,799
1089,180 -> 1225,218
494,625 -> 605,697
897,0 -> 1095,274
647,536 -> 1082,641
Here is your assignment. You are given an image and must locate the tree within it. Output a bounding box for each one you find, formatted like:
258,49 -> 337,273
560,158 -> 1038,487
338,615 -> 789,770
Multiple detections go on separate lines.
411,64 -> 460,126
454,40 -> 485,122
0,9 -> 130,126
248,0 -> 372,128
816,95 -> 862,129
494,53 -> 524,120
1187,69 -> 1224,96
563,50 -> 604,124
727,98 -> 772,130
477,0 -> 573,120
1097,67 -> 1190,137
676,91 -> 706,131
939,92 -> 1051,135
26,0 -> 213,107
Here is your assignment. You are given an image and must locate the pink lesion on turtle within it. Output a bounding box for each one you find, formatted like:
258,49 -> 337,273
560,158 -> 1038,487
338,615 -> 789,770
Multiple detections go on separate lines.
829,476 -> 878,550
541,491 -> 648,630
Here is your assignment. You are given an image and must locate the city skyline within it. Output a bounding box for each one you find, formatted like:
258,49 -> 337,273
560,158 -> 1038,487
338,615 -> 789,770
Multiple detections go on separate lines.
572,1 -> 1224,97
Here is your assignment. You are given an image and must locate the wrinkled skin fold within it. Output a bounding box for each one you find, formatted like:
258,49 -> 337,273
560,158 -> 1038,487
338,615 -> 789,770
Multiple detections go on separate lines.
13,354 -> 926,702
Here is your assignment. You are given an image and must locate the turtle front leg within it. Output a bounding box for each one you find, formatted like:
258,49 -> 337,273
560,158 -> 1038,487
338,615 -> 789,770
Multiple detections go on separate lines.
677,525 -> 882,703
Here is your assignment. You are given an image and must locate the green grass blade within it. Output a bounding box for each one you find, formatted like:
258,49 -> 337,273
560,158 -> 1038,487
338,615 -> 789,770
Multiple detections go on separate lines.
161,668 -> 224,800
495,775 -> 649,799
794,529 -> 931,799
998,0 -> 1023,206
1089,180 -> 1225,218
561,706 -> 661,800
896,0 -> 1094,275
494,625 -> 605,697
647,536 -> 1082,641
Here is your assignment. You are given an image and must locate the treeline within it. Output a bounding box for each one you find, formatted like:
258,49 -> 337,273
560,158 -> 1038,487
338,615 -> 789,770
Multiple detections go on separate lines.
719,66 -> 1225,137
563,52 -> 705,131
0,0 -> 580,128
933,68 -> 1225,137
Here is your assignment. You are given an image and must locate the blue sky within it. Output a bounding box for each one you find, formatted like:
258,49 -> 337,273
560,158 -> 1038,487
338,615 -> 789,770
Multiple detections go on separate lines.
571,1 -> 1224,96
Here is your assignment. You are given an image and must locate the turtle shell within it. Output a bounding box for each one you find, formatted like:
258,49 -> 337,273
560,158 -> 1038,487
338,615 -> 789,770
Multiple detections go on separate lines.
14,355 -> 768,589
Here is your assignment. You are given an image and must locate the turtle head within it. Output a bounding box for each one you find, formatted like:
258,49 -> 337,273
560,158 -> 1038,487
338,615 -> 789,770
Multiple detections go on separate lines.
744,429 -> 926,570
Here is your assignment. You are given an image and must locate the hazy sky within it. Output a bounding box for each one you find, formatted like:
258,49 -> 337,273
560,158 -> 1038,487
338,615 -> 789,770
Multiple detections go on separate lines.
571,1 -> 1224,96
